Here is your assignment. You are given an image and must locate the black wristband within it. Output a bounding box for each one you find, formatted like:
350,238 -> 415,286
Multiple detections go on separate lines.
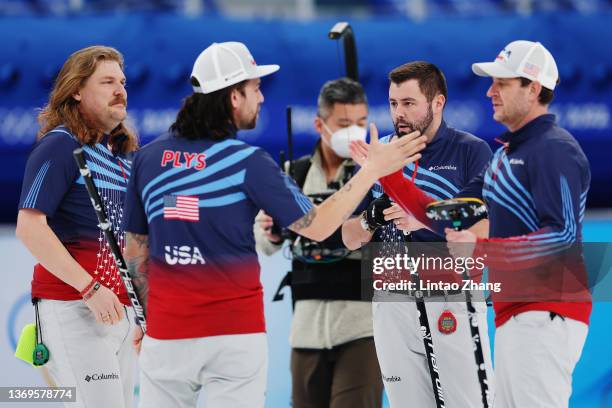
365,194 -> 393,229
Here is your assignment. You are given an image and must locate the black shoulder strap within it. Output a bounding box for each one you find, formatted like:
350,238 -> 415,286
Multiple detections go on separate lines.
291,155 -> 312,188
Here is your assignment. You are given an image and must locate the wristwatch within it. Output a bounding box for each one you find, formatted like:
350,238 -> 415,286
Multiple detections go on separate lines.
360,211 -> 376,233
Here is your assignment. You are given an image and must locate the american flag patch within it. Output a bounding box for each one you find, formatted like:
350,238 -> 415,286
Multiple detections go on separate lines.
163,195 -> 199,222
523,62 -> 540,77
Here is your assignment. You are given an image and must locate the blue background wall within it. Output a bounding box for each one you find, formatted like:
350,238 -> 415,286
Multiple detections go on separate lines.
0,12 -> 611,223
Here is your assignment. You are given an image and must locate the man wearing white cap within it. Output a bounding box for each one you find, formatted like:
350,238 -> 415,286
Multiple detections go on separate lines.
446,40 -> 592,407
120,41 -> 426,408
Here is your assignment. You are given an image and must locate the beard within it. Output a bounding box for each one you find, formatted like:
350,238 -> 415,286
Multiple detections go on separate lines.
243,116 -> 257,129
394,103 -> 434,137
238,107 -> 259,130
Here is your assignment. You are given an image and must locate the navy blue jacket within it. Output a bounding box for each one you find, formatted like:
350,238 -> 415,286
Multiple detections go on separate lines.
372,120 -> 492,242
476,114 -> 591,326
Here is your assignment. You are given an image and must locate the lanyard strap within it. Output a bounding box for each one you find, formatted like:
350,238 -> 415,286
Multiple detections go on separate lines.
33,299 -> 43,345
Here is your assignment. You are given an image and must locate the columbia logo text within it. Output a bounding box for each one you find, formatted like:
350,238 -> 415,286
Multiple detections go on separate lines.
429,165 -> 457,171
84,373 -> 119,382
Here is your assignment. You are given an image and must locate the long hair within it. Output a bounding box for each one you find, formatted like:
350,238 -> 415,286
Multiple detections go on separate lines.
169,78 -> 247,141
37,45 -> 138,154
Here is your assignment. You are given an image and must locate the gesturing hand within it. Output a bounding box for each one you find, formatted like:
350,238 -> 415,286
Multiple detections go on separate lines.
358,123 -> 426,179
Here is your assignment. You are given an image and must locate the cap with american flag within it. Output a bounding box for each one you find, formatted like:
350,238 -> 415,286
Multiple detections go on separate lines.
472,40 -> 559,90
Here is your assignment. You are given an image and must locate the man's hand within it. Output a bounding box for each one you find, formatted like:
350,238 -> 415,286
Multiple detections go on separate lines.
384,203 -> 427,232
359,123 -> 425,180
350,139 -> 368,167
133,325 -> 144,354
255,210 -> 282,243
445,228 -> 477,259
84,285 -> 125,325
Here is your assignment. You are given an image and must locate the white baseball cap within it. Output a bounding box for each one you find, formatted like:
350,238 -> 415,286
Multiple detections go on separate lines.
472,40 -> 559,90
191,42 -> 280,94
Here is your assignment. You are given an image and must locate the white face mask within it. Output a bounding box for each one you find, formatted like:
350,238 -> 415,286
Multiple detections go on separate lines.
322,123 -> 367,159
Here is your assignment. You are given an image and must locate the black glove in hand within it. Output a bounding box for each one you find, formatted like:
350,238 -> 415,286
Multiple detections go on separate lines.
365,194 -> 392,230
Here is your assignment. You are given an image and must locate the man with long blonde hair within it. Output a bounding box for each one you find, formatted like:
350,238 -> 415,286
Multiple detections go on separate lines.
16,45 -> 138,408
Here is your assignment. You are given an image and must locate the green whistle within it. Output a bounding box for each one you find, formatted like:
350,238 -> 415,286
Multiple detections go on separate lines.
33,343 -> 50,366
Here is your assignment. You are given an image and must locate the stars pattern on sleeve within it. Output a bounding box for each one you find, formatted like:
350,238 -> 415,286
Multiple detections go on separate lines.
93,194 -> 126,294
84,145 -> 131,296
379,222 -> 409,284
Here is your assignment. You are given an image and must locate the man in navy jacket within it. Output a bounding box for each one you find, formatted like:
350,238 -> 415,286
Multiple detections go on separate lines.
382,40 -> 591,408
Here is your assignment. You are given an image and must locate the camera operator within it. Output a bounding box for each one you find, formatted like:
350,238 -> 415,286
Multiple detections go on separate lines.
255,78 -> 383,408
